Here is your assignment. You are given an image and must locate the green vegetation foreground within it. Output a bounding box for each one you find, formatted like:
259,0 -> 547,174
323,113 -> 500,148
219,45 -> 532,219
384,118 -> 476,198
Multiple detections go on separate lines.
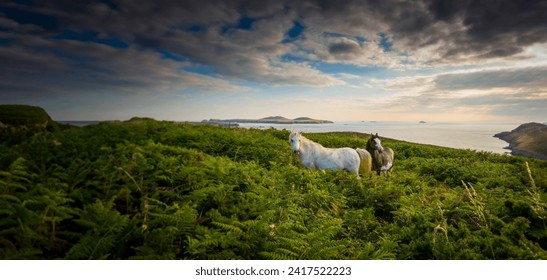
1,118 -> 546,259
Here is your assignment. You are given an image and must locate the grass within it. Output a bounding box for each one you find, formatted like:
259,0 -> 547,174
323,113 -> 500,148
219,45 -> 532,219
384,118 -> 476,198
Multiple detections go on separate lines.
0,104 -> 52,126
0,118 -> 546,259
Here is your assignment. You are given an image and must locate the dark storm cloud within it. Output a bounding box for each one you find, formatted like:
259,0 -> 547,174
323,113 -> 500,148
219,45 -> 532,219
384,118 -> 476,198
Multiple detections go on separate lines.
426,0 -> 547,59
333,0 -> 544,61
328,41 -> 360,55
338,0 -> 547,61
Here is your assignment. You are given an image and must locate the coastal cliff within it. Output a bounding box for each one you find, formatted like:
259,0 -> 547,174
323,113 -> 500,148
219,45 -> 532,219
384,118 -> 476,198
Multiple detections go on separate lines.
494,122 -> 547,160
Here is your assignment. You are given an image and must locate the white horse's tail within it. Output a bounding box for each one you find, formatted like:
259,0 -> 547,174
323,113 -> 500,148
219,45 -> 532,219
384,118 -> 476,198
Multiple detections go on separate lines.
356,148 -> 372,175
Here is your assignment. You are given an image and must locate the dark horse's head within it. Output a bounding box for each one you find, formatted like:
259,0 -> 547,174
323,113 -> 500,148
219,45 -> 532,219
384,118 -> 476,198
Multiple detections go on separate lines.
366,133 -> 384,153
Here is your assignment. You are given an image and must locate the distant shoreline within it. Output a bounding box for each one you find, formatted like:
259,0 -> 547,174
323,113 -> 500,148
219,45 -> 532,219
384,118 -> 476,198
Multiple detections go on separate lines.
57,117 -> 335,127
57,119 -> 544,158
56,120 -> 102,127
208,116 -> 333,125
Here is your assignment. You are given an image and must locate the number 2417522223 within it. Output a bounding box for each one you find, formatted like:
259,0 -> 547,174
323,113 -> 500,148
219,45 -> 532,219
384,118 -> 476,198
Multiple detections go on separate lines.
287,266 -> 351,276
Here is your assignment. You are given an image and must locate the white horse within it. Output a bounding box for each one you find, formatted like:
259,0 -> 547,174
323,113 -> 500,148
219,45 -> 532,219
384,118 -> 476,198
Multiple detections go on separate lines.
289,132 -> 371,175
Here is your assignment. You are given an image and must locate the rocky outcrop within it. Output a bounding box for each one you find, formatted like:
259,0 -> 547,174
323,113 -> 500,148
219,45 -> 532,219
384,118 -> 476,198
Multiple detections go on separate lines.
494,123 -> 547,160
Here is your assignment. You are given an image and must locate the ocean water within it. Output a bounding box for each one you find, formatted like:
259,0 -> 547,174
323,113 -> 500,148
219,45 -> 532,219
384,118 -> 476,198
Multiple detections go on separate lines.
238,121 -> 520,154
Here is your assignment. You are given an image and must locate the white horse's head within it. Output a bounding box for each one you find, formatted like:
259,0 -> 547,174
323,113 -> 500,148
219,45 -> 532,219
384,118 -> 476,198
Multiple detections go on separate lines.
289,131 -> 303,155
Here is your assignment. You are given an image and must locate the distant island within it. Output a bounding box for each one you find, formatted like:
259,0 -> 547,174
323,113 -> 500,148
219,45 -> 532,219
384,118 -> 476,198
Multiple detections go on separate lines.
494,122 -> 547,160
208,116 -> 333,124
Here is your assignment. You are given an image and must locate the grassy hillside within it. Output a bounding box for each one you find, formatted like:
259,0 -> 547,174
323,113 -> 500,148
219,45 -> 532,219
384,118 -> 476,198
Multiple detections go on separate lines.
0,104 -> 52,126
1,118 -> 546,259
0,105 -> 67,148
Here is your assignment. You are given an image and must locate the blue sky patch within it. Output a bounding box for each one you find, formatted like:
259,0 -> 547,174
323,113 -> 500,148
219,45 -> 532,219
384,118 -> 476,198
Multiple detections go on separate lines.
283,21 -> 304,43
378,33 -> 393,52
54,29 -> 128,49
1,6 -> 57,30
280,53 -> 312,64
159,50 -> 187,62
184,64 -> 216,75
236,16 -> 255,30
222,16 -> 256,34
0,38 -> 12,46
185,24 -> 205,33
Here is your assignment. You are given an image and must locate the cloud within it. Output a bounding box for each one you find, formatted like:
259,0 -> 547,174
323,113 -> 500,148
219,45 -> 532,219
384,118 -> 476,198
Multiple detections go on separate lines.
0,39 -> 248,103
50,0 -> 342,87
414,0 -> 547,62
296,0 -> 547,65
328,39 -> 361,56
369,66 -> 547,120
5,1 -> 547,68
434,67 -> 547,91
1,0 -> 546,110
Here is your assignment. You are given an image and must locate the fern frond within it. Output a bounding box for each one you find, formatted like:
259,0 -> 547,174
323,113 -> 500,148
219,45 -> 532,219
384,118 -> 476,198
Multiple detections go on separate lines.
211,221 -> 244,234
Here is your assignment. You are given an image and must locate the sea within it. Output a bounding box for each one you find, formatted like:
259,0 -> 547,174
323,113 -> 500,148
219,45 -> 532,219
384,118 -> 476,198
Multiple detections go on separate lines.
58,120 -> 519,155
238,121 -> 520,155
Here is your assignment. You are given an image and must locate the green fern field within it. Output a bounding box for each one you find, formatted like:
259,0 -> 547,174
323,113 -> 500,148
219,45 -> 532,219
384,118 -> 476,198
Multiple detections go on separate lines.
1,118 -> 546,259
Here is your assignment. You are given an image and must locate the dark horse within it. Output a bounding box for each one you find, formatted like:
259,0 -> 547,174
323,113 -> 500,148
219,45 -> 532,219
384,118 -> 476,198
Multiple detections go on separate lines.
366,133 -> 395,176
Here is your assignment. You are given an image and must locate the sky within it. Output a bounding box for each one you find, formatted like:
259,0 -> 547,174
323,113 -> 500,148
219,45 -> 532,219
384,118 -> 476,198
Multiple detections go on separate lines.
0,0 -> 546,122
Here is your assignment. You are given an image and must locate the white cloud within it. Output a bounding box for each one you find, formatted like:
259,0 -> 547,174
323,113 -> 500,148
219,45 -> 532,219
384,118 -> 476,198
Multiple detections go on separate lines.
363,65 -> 547,121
